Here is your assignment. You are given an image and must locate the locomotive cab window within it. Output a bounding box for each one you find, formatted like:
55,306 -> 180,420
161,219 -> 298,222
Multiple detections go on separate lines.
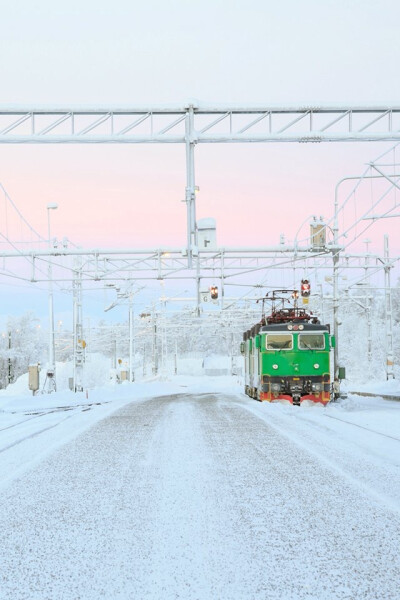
298,334 -> 325,349
265,334 -> 293,350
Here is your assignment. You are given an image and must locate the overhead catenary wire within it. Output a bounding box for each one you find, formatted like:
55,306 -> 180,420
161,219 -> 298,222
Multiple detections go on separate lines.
0,183 -> 47,243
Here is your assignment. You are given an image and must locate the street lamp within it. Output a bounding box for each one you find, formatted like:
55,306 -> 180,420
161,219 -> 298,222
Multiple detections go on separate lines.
45,202 -> 58,393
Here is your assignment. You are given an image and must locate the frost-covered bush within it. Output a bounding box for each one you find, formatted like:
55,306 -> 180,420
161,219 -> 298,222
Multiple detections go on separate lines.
329,293 -> 399,383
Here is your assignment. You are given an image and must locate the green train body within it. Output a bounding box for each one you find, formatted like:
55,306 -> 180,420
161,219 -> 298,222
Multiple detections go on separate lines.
241,292 -> 334,405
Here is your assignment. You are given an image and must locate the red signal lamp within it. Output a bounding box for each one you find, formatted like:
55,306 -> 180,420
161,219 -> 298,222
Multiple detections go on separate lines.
210,285 -> 218,300
301,279 -> 310,297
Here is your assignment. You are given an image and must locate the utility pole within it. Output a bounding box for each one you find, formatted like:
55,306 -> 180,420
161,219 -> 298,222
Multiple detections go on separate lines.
104,285 -> 142,382
129,294 -> 135,382
230,332 -> 235,376
364,239 -> 373,364
220,250 -> 225,310
174,339 -> 178,375
384,235 -> 395,379
45,202 -> 58,393
317,282 -> 325,324
333,183 -> 341,379
152,309 -> 158,376
185,103 -> 197,267
73,259 -> 84,392
162,296 -> 168,375
196,257 -> 201,317
8,331 -> 12,385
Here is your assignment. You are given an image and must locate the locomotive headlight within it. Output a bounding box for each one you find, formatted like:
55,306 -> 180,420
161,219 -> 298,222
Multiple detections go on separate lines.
287,325 -> 293,330
313,363 -> 320,369
299,325 -> 304,330
272,364 -> 279,370
311,382 -> 322,391
271,383 -> 281,392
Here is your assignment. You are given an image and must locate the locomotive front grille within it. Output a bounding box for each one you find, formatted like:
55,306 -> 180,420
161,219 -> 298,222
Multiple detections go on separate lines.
266,375 -> 326,396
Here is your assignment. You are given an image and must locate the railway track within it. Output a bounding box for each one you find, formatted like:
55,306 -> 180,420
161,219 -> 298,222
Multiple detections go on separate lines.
0,402 -> 109,455
0,405 -> 79,433
323,413 -> 400,443
349,391 -> 400,402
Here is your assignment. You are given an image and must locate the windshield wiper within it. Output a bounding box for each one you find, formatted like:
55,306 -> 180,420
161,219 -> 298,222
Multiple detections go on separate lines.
301,341 -> 313,350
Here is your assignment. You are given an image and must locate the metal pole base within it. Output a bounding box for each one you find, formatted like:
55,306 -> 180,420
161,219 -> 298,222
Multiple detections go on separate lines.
43,370 -> 56,393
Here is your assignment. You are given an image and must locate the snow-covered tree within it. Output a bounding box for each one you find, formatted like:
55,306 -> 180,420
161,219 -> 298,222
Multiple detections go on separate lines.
0,312 -> 47,388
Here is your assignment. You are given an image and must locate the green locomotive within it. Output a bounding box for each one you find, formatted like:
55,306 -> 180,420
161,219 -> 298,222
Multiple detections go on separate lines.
241,290 -> 335,405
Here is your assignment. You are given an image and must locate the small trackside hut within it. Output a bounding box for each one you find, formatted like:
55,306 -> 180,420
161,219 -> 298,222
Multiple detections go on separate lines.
240,290 -> 335,406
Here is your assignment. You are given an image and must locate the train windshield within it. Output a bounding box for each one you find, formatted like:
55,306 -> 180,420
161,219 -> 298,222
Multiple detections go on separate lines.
265,334 -> 293,350
298,333 -> 325,349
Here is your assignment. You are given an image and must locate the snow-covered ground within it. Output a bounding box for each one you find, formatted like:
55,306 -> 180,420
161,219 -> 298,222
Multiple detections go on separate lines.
0,374 -> 399,599
345,377 -> 400,398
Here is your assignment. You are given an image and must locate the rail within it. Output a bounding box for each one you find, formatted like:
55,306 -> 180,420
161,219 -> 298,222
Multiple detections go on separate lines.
348,391 -> 400,402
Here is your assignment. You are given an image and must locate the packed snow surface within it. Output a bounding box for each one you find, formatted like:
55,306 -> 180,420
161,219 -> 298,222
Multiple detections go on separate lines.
0,376 -> 399,599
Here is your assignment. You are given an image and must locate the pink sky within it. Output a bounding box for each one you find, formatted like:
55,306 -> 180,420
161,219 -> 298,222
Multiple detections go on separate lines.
1,141 -> 399,258
0,1 -> 399,258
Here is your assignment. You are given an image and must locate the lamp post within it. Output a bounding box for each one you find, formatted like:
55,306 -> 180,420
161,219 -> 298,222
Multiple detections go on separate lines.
46,202 -> 58,393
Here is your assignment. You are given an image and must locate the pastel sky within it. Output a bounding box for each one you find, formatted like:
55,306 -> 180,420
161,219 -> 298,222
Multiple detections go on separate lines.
0,0 -> 400,318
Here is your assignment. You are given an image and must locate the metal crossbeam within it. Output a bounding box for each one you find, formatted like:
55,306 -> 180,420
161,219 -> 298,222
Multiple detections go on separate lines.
2,102 -> 400,265
0,245 -> 397,283
0,105 -> 400,142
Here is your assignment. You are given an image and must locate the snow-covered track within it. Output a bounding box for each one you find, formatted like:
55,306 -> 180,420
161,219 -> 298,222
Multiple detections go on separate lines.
0,412 -> 77,454
0,402 -> 108,455
349,391 -> 400,402
323,412 -> 400,442
0,404 -> 80,433
242,393 -> 400,515
0,410 -> 52,432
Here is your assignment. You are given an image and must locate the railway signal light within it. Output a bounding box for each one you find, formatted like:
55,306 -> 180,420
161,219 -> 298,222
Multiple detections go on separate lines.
210,285 -> 218,300
301,279 -> 310,297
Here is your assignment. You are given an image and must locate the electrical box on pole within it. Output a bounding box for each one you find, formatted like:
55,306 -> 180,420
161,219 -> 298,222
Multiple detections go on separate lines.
310,216 -> 326,250
197,218 -> 217,250
28,364 -> 40,395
